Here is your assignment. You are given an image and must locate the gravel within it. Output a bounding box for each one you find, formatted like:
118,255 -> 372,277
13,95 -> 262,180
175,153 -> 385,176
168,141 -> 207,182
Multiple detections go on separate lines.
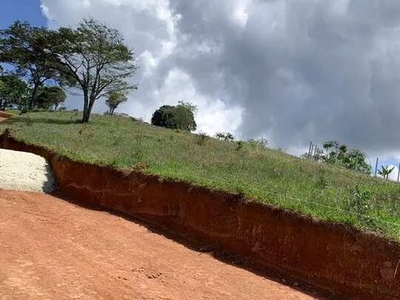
0,149 -> 56,193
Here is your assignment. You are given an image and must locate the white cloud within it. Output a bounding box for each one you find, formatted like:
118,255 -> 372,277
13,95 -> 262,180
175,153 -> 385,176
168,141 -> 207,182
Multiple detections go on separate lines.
388,165 -> 400,182
147,68 -> 243,135
40,0 -> 242,136
39,0 -> 400,158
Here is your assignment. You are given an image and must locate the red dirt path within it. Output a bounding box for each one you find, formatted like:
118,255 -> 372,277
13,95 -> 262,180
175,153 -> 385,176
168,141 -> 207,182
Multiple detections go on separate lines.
0,190 -> 318,299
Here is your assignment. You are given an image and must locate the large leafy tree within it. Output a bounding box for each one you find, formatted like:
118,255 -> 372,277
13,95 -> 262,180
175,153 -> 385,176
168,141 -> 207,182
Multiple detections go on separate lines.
45,19 -> 137,123
0,21 -> 61,109
151,102 -> 197,132
105,92 -> 128,115
36,86 -> 66,110
0,74 -> 29,110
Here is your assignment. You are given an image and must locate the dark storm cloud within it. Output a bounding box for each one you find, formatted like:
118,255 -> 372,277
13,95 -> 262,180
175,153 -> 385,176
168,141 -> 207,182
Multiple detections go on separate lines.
166,0 -> 400,154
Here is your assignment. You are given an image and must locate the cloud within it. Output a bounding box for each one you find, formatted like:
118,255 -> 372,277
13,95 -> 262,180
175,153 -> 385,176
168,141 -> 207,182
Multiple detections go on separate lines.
388,165 -> 399,182
40,0 -> 400,157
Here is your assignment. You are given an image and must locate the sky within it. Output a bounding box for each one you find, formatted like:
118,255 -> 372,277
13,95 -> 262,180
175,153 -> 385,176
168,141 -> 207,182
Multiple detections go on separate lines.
2,0 -> 400,177
0,0 -> 45,27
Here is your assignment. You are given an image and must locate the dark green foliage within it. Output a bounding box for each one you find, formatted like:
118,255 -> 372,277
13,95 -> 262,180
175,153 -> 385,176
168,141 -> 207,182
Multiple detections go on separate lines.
35,86 -> 66,110
305,141 -> 372,174
0,21 -> 63,109
216,132 -> 234,142
44,19 -> 138,123
151,105 -> 175,128
236,141 -> 243,151
151,102 -> 197,132
0,75 -> 29,110
345,186 -> 377,228
348,186 -> 372,216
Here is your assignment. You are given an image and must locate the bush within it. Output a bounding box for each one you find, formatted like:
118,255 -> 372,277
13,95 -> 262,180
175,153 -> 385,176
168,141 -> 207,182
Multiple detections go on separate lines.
345,185 -> 376,228
151,102 -> 197,132
216,132 -> 234,142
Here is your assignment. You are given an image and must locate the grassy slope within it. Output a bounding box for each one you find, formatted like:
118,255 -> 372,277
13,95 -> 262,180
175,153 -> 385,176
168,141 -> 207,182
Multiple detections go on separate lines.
2,111 -> 400,239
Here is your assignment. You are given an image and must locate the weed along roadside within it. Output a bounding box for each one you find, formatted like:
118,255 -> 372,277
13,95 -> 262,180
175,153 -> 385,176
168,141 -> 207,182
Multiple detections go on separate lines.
1,132 -> 400,299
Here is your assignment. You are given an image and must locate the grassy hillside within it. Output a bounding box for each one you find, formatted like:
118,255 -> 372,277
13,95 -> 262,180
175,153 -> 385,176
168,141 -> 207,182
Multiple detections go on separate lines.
1,111 -> 400,239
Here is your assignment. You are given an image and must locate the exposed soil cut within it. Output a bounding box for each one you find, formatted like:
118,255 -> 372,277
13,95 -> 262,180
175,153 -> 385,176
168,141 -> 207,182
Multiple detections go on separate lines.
0,190 -> 317,299
2,133 -> 400,299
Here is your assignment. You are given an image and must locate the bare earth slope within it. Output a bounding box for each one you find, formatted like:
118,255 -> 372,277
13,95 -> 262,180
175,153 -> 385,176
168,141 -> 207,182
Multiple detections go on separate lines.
0,190 -> 317,300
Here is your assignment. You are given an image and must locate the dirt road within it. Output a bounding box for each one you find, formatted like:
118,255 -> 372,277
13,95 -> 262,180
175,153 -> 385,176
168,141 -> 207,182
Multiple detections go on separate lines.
0,190 -> 319,299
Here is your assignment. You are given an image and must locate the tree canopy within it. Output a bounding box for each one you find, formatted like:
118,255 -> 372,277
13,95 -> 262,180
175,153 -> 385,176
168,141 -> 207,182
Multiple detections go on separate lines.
45,19 -> 137,122
151,102 -> 197,132
0,19 -> 137,122
35,86 -> 66,110
0,21 -> 62,109
0,74 -> 29,110
105,92 -> 128,115
305,141 -> 372,174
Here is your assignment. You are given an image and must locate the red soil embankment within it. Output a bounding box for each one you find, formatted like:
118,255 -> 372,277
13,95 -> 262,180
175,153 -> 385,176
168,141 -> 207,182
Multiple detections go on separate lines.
1,132 -> 400,299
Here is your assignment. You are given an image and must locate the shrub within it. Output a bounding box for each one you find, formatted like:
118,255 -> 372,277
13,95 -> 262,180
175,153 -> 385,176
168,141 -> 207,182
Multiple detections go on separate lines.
216,132 -> 234,142
236,141 -> 243,151
151,102 -> 197,132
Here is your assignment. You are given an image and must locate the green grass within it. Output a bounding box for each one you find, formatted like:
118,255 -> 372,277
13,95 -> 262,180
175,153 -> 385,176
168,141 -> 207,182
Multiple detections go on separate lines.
2,111 -> 400,240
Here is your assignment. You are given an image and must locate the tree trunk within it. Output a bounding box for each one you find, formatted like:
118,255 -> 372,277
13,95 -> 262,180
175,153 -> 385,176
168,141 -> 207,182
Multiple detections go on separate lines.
82,94 -> 96,123
82,90 -> 90,123
29,84 -> 39,110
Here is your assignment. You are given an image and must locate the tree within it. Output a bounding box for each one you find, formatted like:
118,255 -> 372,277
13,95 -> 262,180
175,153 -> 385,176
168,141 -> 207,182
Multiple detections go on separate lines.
0,21 -> 62,110
378,166 -> 395,180
151,102 -> 197,132
0,75 -> 29,110
35,86 -> 66,110
105,92 -> 128,115
174,101 -> 197,131
151,105 -> 175,128
45,19 -> 137,123
304,141 -> 372,174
